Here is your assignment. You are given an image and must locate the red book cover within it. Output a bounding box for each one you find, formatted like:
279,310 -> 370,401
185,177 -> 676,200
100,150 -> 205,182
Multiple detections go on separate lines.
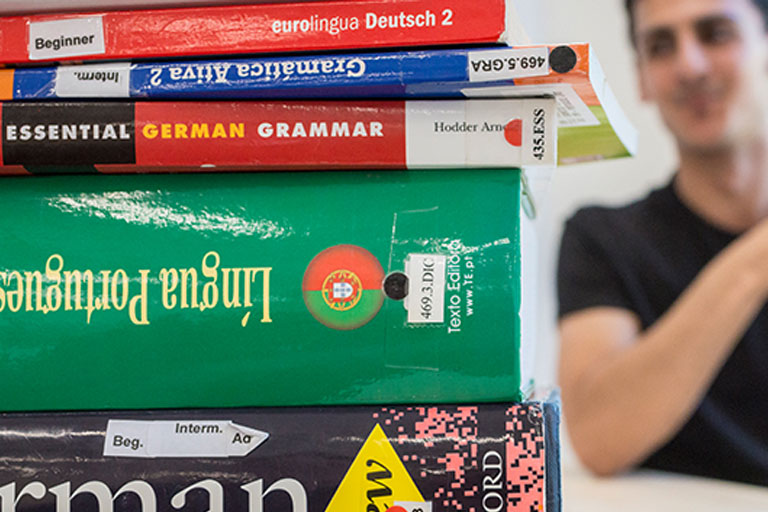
0,0 -> 524,65
0,97 -> 556,174
0,1 -> 326,16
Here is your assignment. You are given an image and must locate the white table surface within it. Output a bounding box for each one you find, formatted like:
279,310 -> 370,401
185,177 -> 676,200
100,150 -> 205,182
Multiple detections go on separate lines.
561,440 -> 768,511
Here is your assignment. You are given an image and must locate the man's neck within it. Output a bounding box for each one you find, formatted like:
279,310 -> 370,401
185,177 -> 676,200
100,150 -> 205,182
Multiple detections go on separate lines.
675,139 -> 768,233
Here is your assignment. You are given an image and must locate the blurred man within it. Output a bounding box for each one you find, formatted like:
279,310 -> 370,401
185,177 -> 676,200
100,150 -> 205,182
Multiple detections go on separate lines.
558,0 -> 768,485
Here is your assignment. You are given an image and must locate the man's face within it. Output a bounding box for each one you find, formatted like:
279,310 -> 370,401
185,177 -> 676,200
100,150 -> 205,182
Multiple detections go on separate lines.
633,0 -> 768,152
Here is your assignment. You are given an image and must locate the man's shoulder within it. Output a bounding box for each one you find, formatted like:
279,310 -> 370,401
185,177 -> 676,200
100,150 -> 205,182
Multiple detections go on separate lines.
557,180 -> 691,322
566,184 -> 674,242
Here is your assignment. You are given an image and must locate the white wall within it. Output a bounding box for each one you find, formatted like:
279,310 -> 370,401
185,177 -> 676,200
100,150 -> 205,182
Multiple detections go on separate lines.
514,0 -> 678,386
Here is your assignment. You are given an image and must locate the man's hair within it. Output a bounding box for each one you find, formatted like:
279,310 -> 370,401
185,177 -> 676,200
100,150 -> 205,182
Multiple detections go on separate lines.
625,0 -> 768,39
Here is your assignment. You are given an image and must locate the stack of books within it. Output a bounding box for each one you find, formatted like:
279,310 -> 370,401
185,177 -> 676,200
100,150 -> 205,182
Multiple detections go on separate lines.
0,1 -> 635,511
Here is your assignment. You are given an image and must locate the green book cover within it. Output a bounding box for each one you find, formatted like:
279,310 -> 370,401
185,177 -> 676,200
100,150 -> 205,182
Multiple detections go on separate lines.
0,168 -> 524,411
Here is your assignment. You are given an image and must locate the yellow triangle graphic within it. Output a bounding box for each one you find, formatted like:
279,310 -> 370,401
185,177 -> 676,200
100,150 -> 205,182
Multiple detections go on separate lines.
325,423 -> 425,512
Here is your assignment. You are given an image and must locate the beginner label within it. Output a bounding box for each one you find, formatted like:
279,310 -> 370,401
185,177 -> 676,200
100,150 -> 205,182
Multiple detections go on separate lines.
28,16 -> 106,60
405,254 -> 446,324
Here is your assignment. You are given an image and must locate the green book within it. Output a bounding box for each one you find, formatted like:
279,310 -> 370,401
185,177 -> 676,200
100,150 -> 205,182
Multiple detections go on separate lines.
0,169 -> 528,411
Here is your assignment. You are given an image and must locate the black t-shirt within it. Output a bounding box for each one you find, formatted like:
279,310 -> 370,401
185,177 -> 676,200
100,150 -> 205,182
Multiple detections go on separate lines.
558,178 -> 768,486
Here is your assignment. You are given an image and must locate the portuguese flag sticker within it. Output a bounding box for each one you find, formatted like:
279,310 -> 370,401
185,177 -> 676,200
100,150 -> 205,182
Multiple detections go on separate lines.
303,245 -> 385,330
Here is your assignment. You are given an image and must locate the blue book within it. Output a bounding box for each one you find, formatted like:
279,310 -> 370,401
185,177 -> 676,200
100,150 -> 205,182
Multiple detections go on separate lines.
0,43 -> 636,164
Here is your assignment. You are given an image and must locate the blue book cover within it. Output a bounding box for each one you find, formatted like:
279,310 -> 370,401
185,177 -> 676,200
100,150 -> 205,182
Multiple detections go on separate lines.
4,44 -> 574,100
0,43 -> 636,164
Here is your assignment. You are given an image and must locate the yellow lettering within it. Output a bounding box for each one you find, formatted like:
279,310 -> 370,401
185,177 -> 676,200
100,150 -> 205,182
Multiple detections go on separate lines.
0,272 -> 6,312
63,269 -> 88,311
200,251 -> 220,311
161,123 -> 172,139
23,271 -> 43,312
175,124 -> 189,138
259,268 -> 272,323
99,270 -> 111,311
222,268 -> 242,308
230,123 -> 245,138
142,123 -> 158,139
160,268 -> 179,309
7,271 -> 23,313
43,254 -> 63,314
191,123 -> 209,138
129,269 -> 150,325
1,257 -> 155,325
212,123 -> 227,138
243,267 -> 272,324
84,271 -> 101,324
111,269 -> 129,311
180,268 -> 198,309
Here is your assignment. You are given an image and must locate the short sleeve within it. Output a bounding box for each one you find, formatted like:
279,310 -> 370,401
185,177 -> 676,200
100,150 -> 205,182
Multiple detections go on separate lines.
557,210 -> 635,318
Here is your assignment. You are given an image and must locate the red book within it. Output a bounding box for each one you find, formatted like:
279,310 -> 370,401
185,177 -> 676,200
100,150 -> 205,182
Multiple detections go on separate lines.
0,1 -> 324,16
0,97 -> 556,174
0,0 -> 527,65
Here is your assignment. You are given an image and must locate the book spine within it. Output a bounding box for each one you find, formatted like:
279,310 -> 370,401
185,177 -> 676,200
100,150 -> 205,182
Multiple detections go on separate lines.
0,401 -> 558,512
0,169 -> 524,411
0,0 -> 327,16
0,0 -> 511,65
0,98 -> 556,173
0,45 -> 581,100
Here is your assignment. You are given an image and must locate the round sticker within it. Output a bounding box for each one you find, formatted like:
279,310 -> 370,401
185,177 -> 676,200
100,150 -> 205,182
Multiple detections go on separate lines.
303,245 -> 385,330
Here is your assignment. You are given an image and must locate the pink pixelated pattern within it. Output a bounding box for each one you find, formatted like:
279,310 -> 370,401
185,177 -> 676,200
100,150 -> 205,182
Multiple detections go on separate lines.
505,405 -> 545,512
373,404 -> 545,512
